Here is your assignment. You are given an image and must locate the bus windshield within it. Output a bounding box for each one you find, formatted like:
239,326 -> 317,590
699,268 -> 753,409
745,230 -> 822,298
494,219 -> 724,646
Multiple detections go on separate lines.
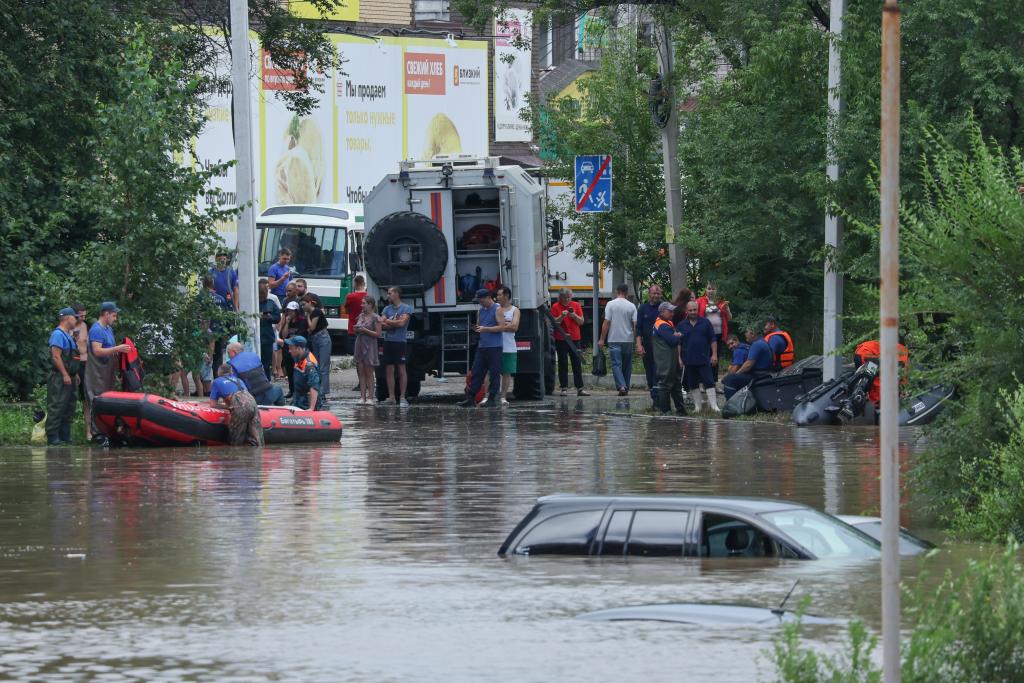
259,225 -> 347,278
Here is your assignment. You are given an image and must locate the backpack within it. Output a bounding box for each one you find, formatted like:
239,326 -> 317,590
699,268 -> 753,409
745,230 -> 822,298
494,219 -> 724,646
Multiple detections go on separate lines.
120,337 -> 145,392
722,386 -> 758,418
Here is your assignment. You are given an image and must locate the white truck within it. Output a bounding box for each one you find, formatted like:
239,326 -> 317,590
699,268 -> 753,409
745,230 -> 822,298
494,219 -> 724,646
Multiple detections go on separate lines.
362,156 -> 556,399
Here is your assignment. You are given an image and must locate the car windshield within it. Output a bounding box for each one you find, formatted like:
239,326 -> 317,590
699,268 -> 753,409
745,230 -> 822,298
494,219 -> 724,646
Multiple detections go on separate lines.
259,225 -> 347,278
760,509 -> 881,559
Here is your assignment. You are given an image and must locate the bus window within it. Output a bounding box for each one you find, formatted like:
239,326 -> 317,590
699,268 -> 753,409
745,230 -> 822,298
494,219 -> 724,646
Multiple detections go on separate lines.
258,225 -> 347,278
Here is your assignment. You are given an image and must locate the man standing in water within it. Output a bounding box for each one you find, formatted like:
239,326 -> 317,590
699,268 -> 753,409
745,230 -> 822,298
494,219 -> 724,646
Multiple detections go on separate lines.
635,285 -> 663,406
84,301 -> 130,441
209,365 -> 264,446
45,308 -> 81,445
679,300 -> 720,413
458,288 -> 503,408
379,286 -> 413,407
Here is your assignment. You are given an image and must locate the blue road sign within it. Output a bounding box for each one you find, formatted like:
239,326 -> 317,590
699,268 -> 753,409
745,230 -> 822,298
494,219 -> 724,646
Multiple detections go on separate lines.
574,155 -> 613,213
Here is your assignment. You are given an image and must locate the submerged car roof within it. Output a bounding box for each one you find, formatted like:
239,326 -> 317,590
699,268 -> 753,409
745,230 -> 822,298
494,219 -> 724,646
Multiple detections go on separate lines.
534,494 -> 808,515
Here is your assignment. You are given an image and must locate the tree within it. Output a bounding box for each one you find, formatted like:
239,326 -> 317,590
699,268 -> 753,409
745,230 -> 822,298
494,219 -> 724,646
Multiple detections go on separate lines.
531,34 -> 669,291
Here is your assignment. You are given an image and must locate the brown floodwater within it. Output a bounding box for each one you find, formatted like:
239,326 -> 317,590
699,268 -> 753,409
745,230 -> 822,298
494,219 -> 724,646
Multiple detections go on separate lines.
0,398 -> 991,681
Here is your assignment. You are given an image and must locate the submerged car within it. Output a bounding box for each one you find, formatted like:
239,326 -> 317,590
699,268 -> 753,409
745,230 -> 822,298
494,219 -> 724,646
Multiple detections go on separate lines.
577,603 -> 845,626
498,495 -> 891,560
837,515 -> 935,555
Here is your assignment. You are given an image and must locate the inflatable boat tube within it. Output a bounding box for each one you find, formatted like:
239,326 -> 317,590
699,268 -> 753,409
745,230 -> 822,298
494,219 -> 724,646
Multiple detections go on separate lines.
792,382 -> 954,427
93,392 -> 342,447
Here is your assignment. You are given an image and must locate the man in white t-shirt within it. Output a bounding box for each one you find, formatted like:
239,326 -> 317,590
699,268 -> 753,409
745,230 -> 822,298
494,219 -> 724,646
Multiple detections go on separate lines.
598,283 -> 638,395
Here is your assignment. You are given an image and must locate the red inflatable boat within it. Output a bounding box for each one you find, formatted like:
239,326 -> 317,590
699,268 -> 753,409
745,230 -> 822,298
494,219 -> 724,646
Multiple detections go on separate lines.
93,392 -> 342,447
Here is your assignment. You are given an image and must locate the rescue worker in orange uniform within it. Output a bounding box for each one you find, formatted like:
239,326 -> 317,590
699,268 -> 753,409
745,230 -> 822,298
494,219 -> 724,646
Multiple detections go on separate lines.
853,339 -> 909,407
763,317 -> 794,370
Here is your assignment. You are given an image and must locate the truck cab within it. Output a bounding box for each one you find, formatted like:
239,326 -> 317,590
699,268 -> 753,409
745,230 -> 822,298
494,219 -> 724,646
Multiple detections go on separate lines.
363,156 -> 554,399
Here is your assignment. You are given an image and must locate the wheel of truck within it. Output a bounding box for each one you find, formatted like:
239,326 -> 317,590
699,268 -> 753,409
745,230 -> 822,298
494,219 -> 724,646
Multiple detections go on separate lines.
543,329 -> 556,395
406,375 -> 421,398
364,211 -> 449,295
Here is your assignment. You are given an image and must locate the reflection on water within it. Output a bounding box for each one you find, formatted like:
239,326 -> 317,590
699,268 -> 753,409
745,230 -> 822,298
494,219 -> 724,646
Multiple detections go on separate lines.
0,401 -> 985,681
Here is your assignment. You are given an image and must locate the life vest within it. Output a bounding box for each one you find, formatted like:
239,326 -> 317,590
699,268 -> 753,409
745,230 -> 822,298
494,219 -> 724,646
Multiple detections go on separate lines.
764,330 -> 794,370
229,351 -> 272,396
653,318 -> 673,330
120,337 -> 144,392
854,340 -> 908,405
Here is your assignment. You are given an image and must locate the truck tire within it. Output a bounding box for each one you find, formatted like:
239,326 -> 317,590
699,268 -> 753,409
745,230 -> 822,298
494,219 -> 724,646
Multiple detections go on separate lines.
364,211 -> 449,295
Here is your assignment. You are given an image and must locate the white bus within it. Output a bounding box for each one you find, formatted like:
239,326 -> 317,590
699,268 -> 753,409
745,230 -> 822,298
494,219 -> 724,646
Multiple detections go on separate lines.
257,204 -> 365,345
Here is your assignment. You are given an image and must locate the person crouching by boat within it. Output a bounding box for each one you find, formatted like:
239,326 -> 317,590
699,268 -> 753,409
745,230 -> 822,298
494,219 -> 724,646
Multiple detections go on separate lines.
210,365 -> 264,446
226,342 -> 284,406
284,336 -> 324,411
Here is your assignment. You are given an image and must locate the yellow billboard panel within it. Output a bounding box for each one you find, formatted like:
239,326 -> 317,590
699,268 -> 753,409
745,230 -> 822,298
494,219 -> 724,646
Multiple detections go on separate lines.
289,0 -> 359,22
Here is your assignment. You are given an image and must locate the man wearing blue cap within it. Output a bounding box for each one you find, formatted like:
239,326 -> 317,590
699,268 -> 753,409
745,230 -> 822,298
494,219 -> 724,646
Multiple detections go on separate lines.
284,335 -> 323,410
84,301 -> 130,439
458,288 -> 503,408
45,308 -> 81,445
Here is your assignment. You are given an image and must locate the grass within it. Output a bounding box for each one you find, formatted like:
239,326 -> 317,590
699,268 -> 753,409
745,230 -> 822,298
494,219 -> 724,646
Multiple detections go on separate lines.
0,395 -> 89,447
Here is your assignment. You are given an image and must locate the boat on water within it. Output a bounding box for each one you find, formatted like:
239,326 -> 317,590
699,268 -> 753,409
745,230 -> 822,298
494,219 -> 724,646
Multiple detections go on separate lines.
93,391 -> 342,447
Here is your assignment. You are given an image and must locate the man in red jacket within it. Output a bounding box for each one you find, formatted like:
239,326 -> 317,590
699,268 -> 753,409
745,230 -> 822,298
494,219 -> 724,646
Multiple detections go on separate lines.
551,288 -> 589,397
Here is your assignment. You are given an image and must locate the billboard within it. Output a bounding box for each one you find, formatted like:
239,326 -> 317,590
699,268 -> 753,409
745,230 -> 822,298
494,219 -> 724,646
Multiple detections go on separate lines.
494,9 -> 532,142
290,0 -> 359,22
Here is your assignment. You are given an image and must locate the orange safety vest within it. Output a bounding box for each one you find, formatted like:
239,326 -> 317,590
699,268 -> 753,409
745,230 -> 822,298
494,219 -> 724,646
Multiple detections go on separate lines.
295,351 -> 319,372
854,340 -> 908,404
653,317 -> 674,331
764,330 -> 794,369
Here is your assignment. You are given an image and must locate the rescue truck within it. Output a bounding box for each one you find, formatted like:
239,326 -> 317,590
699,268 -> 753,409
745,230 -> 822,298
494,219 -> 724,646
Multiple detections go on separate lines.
362,156 -> 557,399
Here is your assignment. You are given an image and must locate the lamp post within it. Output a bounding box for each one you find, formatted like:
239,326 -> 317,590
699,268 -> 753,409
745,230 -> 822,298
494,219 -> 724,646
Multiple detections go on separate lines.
823,0 -> 847,382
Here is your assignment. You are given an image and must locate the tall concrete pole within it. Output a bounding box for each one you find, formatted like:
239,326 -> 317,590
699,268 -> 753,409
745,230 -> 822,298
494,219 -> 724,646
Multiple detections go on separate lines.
657,23 -> 687,296
879,1 -> 902,680
823,0 -> 847,382
230,0 -> 259,349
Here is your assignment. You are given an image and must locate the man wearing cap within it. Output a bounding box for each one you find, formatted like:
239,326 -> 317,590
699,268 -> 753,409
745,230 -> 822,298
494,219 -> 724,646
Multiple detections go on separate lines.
226,341 -> 284,406
84,302 -> 131,438
209,250 -> 240,311
458,289 -> 503,408
45,308 -> 81,445
283,336 -> 323,411
652,301 -> 687,415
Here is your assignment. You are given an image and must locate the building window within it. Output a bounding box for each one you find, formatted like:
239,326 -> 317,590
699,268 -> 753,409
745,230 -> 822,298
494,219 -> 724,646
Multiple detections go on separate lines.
414,0 -> 450,22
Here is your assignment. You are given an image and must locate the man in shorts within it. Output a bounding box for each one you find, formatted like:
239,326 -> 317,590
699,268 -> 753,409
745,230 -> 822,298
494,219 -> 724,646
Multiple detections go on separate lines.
458,289 -> 503,408
379,286 -> 413,407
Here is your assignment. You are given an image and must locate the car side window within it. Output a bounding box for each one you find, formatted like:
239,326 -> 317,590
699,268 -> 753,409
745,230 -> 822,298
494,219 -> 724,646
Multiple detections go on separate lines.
625,510 -> 689,557
599,510 -> 633,555
701,513 -> 778,558
516,510 -> 604,555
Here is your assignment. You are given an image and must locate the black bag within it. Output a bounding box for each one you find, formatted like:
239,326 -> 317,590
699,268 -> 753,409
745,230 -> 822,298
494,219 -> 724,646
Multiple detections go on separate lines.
722,386 -> 758,418
592,349 -> 608,377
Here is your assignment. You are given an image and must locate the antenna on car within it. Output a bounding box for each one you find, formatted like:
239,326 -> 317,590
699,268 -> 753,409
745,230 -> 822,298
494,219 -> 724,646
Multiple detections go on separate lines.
771,580 -> 800,616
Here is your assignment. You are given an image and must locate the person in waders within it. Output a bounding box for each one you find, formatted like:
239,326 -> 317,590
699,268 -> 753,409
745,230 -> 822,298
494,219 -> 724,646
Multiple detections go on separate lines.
46,308 -> 82,445
209,365 -> 264,446
84,301 -> 130,443
652,302 -> 687,415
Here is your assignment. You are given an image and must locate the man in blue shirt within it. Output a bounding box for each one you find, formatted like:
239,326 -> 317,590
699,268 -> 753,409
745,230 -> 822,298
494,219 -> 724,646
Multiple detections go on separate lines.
267,248 -> 296,298
209,365 -> 264,446
634,285 -> 663,404
722,330 -> 775,399
379,286 -> 413,407
725,334 -> 749,374
84,301 -> 130,438
210,251 -> 240,311
678,300 -> 719,413
459,289 -> 503,408
46,308 -> 81,445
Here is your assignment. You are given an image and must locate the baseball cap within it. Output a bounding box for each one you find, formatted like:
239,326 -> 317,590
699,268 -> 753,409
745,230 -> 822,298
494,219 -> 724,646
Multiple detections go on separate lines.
475,288 -> 494,299
58,307 -> 77,318
286,301 -> 301,310
99,301 -> 120,313
658,302 -> 676,312
283,335 -> 307,347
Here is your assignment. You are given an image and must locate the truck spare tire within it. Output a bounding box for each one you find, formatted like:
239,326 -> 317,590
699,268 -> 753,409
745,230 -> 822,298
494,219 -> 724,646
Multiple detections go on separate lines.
364,211 -> 449,295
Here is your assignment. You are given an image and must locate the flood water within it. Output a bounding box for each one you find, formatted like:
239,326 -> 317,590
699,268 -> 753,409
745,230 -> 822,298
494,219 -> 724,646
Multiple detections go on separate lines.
0,398 -> 989,681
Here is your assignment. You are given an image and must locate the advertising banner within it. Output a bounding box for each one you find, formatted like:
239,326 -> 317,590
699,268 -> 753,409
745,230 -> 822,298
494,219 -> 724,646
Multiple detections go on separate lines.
494,9 -> 532,142
290,0 -> 359,22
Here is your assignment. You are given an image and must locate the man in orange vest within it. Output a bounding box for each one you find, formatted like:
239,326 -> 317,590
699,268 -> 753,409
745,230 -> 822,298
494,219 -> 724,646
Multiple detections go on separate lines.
763,317 -> 794,370
854,339 -> 909,407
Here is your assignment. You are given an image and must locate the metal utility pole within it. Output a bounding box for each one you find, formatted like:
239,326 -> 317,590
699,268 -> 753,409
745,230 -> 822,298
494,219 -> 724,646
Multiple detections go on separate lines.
656,22 -> 687,296
879,1 -> 902,680
592,247 -> 600,353
823,0 -> 847,382
230,0 -> 259,349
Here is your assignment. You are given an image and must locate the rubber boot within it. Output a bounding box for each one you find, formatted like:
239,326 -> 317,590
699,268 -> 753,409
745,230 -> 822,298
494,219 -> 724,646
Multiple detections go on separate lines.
692,389 -> 704,413
657,387 -> 671,414
707,387 -> 721,412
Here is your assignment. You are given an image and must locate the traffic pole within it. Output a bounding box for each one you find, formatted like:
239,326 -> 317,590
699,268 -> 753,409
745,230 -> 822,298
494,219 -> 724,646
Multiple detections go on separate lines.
879,1 -> 902,681
230,0 -> 259,350
656,21 -> 687,297
823,0 -> 847,382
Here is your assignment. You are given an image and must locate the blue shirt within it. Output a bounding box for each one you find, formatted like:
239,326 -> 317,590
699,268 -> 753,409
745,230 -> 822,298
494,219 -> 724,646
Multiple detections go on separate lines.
767,332 -> 789,356
382,303 -> 413,342
678,316 -> 715,366
477,303 -> 502,348
636,302 -> 660,345
731,342 -> 750,367
210,376 -> 243,401
267,262 -> 293,297
747,339 -> 774,371
88,322 -> 115,349
209,266 -> 238,302
49,328 -> 74,352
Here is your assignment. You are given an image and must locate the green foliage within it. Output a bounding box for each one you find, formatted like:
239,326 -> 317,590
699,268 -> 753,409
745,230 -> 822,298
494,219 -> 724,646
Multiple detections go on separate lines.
530,34 -> 669,291
769,544 -> 1024,682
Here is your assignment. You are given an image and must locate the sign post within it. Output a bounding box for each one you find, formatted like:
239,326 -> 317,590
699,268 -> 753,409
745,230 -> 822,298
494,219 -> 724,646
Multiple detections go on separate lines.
575,155 -> 612,356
